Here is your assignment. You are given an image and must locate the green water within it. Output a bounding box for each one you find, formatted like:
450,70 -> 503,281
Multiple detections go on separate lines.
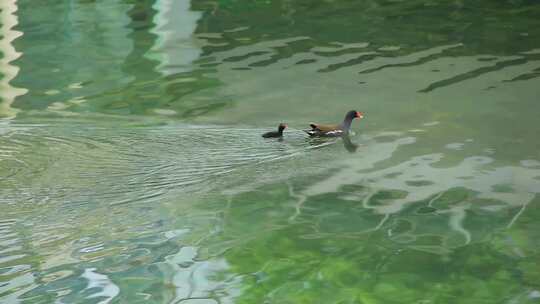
1,0 -> 540,303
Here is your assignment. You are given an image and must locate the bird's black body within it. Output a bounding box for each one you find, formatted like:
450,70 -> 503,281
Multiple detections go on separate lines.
305,110 -> 363,137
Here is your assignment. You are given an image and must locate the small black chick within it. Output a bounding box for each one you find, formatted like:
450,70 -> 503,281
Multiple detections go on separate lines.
262,123 -> 287,138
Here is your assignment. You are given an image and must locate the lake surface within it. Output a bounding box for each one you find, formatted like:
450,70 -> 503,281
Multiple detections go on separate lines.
1,0 -> 540,303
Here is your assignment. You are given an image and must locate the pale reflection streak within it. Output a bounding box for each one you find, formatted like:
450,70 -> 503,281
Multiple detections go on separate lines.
0,0 -> 27,118
159,239 -> 241,303
148,0 -> 202,75
81,268 -> 120,304
296,134 -> 540,246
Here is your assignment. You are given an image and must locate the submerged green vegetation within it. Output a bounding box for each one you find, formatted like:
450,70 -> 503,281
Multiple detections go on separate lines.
1,0 -> 540,303
214,184 -> 540,303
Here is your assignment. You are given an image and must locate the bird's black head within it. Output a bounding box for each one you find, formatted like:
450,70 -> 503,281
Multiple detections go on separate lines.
278,123 -> 288,131
346,110 -> 364,120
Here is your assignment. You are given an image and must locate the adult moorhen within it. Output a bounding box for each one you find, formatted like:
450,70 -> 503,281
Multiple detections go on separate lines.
305,110 -> 364,137
262,123 -> 287,138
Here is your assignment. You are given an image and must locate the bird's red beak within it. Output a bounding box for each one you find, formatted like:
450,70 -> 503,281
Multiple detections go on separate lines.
356,111 -> 364,119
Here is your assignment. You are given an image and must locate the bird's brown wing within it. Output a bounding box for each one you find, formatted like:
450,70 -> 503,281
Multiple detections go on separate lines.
309,123 -> 341,132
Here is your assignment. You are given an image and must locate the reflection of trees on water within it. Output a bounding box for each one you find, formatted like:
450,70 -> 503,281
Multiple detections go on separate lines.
9,0 -> 227,118
196,0 -> 540,55
6,0 -> 540,118
193,0 -> 540,93
10,0 -> 135,113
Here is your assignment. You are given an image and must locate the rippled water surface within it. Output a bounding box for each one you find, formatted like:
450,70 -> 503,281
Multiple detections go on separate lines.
1,0 -> 540,303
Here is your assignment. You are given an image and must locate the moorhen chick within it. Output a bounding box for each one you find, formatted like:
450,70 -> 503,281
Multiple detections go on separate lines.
305,110 -> 364,137
262,123 -> 287,138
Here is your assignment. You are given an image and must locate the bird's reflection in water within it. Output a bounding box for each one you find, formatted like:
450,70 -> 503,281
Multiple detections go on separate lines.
305,134 -> 358,153
342,134 -> 358,153
306,137 -> 337,149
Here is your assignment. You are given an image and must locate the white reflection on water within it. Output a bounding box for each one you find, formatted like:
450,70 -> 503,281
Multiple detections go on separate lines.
81,268 -> 120,304
148,0 -> 202,75
291,133 -> 540,250
0,0 -> 28,118
160,247 -> 237,303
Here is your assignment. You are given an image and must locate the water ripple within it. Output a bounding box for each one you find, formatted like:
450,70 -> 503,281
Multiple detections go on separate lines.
0,122 -> 315,209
